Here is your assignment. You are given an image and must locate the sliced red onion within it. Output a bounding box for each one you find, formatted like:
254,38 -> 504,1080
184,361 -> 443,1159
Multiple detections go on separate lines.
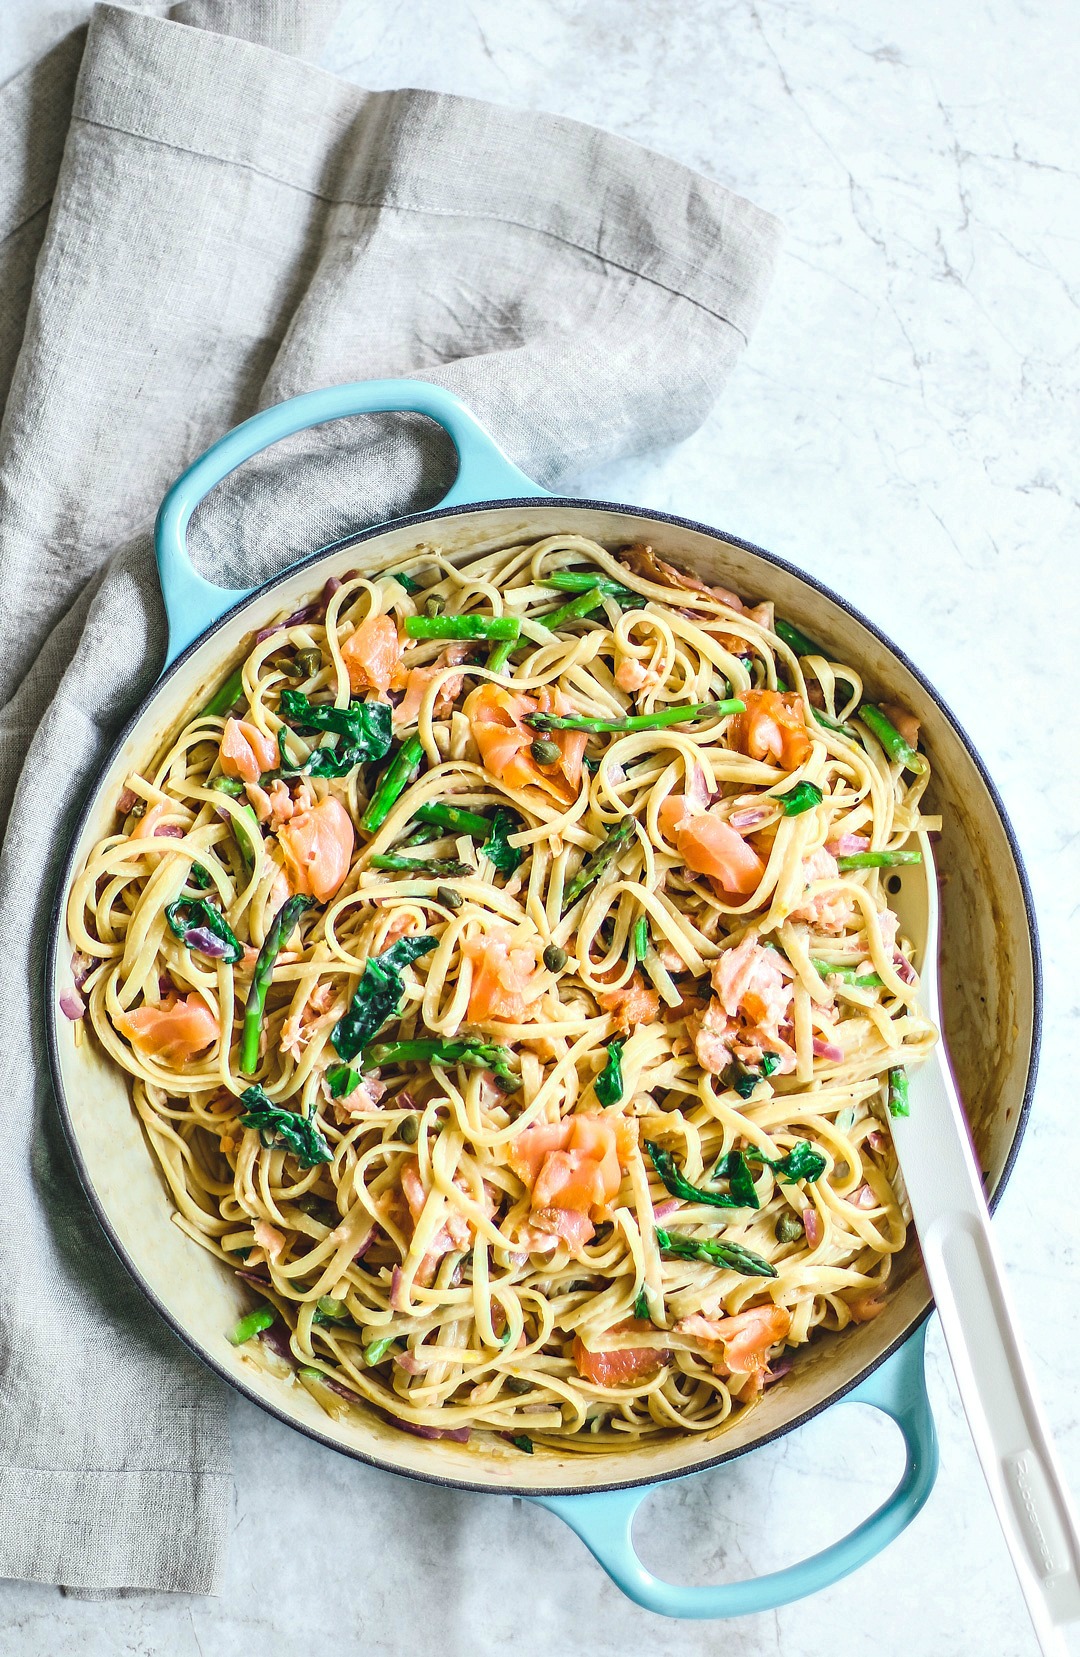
255,576 -> 348,643
826,834 -> 870,855
235,1266 -> 272,1287
258,1320 -> 294,1362
154,823 -> 185,839
653,1198 -> 682,1220
353,1227 -> 376,1261
116,786 -> 138,815
385,1413 -> 470,1443
183,926 -> 233,960
867,1129 -> 889,1154
812,1037 -> 845,1063
802,1208 -> 823,1247
763,1354 -> 795,1387
394,1351 -> 424,1376
728,806 -> 769,830
70,950 -> 95,990
59,988 -> 85,1021
850,1183 -> 878,1209
893,951 -> 916,985
320,1371 -> 364,1402
686,764 -> 711,812
389,1265 -> 407,1310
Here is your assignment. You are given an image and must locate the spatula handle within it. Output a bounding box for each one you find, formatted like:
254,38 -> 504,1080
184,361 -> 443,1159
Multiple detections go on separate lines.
893,1052 -> 1080,1653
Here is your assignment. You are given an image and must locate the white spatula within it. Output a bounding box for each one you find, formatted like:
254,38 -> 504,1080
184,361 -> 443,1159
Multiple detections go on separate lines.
888,830 -> 1080,1653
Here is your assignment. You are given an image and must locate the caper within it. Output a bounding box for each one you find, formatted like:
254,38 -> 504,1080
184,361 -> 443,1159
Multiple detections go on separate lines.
530,738 -> 561,766
505,1376 -> 533,1394
129,799 -> 146,819
425,595 -> 445,617
296,646 -> 322,679
543,944 -> 568,972
775,1210 -> 804,1244
435,884 -> 463,911
399,1114 -> 420,1145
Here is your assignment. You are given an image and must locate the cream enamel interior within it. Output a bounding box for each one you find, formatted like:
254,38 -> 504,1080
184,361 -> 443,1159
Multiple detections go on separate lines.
48,502 -> 1037,1493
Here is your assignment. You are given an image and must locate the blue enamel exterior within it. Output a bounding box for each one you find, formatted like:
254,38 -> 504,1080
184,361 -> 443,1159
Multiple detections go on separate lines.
151,377 -> 938,1616
154,379 -> 548,664
532,1323 -> 937,1617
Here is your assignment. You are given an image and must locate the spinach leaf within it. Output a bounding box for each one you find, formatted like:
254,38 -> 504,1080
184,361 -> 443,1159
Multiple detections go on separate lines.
364,1036 -> 520,1092
594,1037 -> 625,1107
238,1083 -> 333,1168
164,897 -> 243,964
326,1063 -> 361,1098
778,780 -> 823,816
655,1227 -> 777,1279
481,808 -> 524,875
331,934 -> 438,1061
744,1140 -> 827,1184
633,1288 -> 650,1321
729,1051 -> 780,1099
279,690 -> 393,761
648,1141 -> 759,1210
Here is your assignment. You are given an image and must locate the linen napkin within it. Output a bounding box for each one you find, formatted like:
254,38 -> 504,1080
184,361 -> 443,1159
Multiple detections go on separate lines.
0,0 -> 782,1593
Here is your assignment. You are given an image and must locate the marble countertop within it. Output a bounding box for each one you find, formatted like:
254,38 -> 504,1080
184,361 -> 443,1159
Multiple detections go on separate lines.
4,2 -> 1078,1654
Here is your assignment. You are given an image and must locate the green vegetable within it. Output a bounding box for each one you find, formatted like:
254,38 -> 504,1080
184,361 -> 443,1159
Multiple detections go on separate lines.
543,587 -> 604,629
888,1066 -> 910,1118
595,1037 -> 625,1107
405,614 -> 520,642
562,817 -> 635,912
240,894 -> 313,1074
633,1288 -> 650,1321
232,802 -> 262,874
835,849 -> 922,870
331,934 -> 438,1061
729,1052 -> 781,1099
393,572 -> 421,594
361,735 -> 424,832
293,646 -> 323,680
487,639 -> 516,673
648,1141 -> 759,1210
425,594 -> 444,616
326,1063 -> 361,1098
774,619 -> 822,658
655,1227 -> 777,1279
526,699 -> 745,736
189,863 -> 213,890
775,1211 -> 805,1244
313,1296 -> 349,1324
211,775 -> 245,797
530,738 -> 562,766
504,1376 -> 533,1395
540,570 -> 646,608
164,897 -> 243,963
238,1083 -> 333,1167
201,666 -> 245,719
632,915 -> 649,962
744,1140 -> 827,1183
778,780 -> 823,816
364,1037 -> 519,1091
363,1336 -> 396,1365
480,808 -> 523,875
812,960 -> 884,988
435,885 -> 463,911
370,854 -> 473,876
510,1434 -> 534,1454
228,1305 -> 275,1345
858,704 -> 927,774
813,708 -> 855,737
399,1114 -> 419,1144
415,801 -> 491,838
543,944 -> 567,972
279,689 -> 394,761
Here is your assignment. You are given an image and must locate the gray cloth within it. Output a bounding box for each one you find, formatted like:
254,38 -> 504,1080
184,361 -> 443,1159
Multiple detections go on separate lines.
0,0 -> 782,1594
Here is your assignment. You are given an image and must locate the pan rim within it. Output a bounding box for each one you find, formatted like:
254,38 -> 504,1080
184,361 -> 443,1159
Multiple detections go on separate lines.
45,493 -> 1042,1499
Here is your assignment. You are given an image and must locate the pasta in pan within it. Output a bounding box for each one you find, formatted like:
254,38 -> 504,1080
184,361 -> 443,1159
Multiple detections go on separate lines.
66,534 -> 937,1452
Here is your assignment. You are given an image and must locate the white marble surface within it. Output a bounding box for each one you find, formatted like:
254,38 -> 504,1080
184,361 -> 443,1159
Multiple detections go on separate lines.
3,1 -> 1079,1653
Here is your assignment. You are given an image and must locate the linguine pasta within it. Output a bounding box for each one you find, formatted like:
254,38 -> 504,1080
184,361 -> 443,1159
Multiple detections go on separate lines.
66,533 -> 937,1454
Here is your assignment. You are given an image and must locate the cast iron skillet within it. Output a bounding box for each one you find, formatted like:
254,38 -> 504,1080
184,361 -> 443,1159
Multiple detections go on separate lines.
46,381 -> 1040,1618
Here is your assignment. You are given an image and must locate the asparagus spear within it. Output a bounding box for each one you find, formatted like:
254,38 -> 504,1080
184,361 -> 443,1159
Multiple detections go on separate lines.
561,817 -> 635,911
774,618 -> 823,658
405,614 -> 519,642
858,704 -> 927,774
836,849 -> 922,869
811,960 -> 884,988
542,587 -> 604,629
526,698 -> 744,736
200,666 -> 245,719
361,735 -> 424,832
239,894 -> 313,1074
655,1226 -> 777,1279
370,854 -> 473,876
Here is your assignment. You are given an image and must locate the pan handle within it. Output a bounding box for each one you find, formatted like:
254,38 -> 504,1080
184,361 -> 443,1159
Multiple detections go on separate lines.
154,379 -> 548,666
529,1323 -> 937,1620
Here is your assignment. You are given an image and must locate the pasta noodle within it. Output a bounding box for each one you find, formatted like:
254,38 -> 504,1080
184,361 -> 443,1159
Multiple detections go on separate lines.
66,533 -> 937,1453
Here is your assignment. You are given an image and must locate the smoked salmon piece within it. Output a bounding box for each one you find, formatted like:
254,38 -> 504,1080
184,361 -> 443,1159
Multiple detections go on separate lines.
619,544 -> 745,611
277,796 -> 354,902
464,683 -> 583,802
219,718 -> 278,785
394,644 -> 469,726
596,972 -> 660,1033
115,993 -> 218,1065
573,1319 -> 672,1385
675,1305 -> 791,1375
461,923 -> 545,1022
507,1114 -> 636,1251
672,809 -> 765,895
730,690 -> 812,770
341,613 -> 401,698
